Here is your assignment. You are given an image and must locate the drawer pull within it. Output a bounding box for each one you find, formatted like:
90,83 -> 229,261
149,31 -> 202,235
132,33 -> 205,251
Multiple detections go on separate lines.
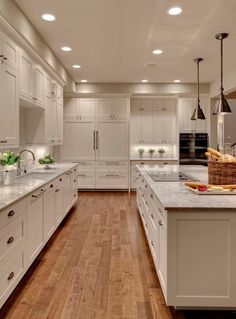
105,174 -> 119,177
66,172 -> 70,176
78,174 -> 86,177
8,210 -> 15,217
32,190 -> 44,198
60,178 -> 62,182
55,189 -> 60,193
145,185 -> 147,188
74,168 -> 77,171
151,213 -> 154,219
158,220 -> 163,226
0,140 -> 7,143
8,272 -> 14,281
7,236 -> 14,244
50,184 -> 54,188
74,179 -> 76,182
151,240 -> 154,246
150,194 -> 154,199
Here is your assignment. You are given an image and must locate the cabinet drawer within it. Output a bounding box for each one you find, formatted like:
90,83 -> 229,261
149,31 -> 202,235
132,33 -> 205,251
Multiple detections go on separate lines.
0,199 -> 26,231
76,161 -> 95,172
96,173 -> 128,189
0,249 -> 24,301
96,161 -> 128,172
78,173 -> 95,189
0,215 -> 24,261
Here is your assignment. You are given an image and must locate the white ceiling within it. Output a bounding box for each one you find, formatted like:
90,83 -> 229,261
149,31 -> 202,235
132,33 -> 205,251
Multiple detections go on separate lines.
14,0 -> 236,84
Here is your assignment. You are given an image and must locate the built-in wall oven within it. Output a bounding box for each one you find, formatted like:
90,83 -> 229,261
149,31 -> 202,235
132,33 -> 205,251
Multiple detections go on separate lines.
179,133 -> 208,165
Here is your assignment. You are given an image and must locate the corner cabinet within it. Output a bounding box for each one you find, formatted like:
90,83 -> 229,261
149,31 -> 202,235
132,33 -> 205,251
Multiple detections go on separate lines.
178,98 -> 209,133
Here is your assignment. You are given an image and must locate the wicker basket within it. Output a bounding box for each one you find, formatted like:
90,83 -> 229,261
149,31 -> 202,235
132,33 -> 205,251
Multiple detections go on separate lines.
208,161 -> 236,185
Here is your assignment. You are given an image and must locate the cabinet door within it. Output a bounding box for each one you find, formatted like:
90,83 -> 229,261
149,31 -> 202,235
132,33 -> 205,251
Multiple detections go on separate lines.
33,66 -> 45,107
63,172 -> 72,214
113,98 -> 129,120
64,98 -> 79,122
55,184 -> 64,225
157,216 -> 167,297
2,33 -> 18,70
152,110 -> 164,144
63,122 -> 95,161
97,122 -> 128,160
56,104 -> 63,144
163,99 -> 176,111
79,98 -> 95,121
45,97 -> 53,144
51,100 -> 58,144
141,111 -> 153,144
178,99 -> 196,133
20,53 -> 33,101
70,169 -> 78,203
130,110 -> 142,144
43,187 -> 55,242
57,85 -> 63,105
0,64 -> 19,146
163,110 -> 176,144
26,191 -> 44,266
96,98 -> 113,120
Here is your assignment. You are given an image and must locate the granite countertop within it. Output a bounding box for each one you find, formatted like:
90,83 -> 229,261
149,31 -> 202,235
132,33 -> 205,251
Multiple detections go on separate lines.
137,164 -> 236,211
130,158 -> 179,161
0,163 -> 78,211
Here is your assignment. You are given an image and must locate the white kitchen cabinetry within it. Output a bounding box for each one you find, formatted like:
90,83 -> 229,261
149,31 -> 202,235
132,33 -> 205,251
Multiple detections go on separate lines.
54,181 -> 64,226
43,183 -> 55,242
20,51 -> 45,108
25,188 -> 44,267
96,98 -> 129,120
153,109 -> 176,144
1,32 -> 19,70
178,98 -> 208,133
64,98 -> 95,122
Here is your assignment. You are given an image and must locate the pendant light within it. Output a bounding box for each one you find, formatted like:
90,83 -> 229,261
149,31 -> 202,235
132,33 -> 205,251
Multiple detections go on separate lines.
212,33 -> 232,115
191,58 -> 206,120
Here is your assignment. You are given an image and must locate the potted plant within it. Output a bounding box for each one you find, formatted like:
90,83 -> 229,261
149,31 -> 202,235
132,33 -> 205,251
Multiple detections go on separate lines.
148,148 -> 155,158
138,148 -> 145,158
0,150 -> 20,185
38,154 -> 55,169
158,147 -> 165,158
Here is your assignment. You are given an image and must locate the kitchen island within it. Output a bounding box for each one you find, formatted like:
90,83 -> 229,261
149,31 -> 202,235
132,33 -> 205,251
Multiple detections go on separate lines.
136,164 -> 236,309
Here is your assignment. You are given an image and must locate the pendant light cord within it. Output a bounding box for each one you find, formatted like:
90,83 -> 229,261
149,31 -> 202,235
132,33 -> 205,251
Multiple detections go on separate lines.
197,60 -> 200,105
220,37 -> 224,94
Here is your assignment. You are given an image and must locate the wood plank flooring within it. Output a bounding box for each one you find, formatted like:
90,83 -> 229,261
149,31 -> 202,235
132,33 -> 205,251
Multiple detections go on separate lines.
0,192 -> 235,319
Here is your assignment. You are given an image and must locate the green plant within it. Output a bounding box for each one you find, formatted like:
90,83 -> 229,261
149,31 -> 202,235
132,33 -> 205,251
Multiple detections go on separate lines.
0,150 -> 20,167
38,154 -> 55,165
148,148 -> 155,154
158,148 -> 165,154
138,148 -> 145,154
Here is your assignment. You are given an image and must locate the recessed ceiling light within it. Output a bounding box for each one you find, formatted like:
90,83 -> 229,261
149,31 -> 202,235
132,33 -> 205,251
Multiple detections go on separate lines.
152,49 -> 163,55
141,79 -> 148,83
168,7 -> 182,15
61,46 -> 72,52
73,64 -> 81,69
174,79 -> 181,83
145,63 -> 158,68
81,80 -> 87,83
41,13 -> 56,21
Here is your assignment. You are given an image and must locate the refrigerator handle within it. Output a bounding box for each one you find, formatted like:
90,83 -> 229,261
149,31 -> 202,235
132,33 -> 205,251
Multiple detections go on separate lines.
93,131 -> 95,150
96,131 -> 98,150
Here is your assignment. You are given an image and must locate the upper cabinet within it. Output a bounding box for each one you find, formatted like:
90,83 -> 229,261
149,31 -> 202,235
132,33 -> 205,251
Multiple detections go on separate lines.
96,98 -> 129,120
20,51 -> 45,108
64,98 -> 95,122
0,32 -> 19,148
178,98 -> 208,133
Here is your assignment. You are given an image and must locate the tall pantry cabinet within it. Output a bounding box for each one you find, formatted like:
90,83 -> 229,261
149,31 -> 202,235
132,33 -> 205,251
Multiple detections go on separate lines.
63,97 -> 130,189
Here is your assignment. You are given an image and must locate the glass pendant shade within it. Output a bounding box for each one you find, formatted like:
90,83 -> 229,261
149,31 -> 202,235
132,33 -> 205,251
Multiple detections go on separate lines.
212,33 -> 232,115
191,57 -> 206,120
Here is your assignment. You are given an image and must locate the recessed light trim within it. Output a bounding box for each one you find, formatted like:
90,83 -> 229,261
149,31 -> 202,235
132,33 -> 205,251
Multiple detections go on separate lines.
61,46 -> 72,52
168,7 -> 182,15
81,80 -> 87,83
152,49 -> 163,55
73,64 -> 81,69
174,79 -> 181,83
141,79 -> 148,83
41,13 -> 56,21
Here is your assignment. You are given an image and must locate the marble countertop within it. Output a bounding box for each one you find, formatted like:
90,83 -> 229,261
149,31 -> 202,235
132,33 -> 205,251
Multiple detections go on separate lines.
130,158 -> 179,161
137,164 -> 236,211
0,163 -> 78,211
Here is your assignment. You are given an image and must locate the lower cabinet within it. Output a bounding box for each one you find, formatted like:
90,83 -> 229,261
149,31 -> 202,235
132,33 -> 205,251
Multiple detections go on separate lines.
0,165 -> 78,309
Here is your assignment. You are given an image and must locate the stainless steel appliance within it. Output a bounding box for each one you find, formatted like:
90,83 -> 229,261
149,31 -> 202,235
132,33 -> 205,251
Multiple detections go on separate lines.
148,171 -> 198,182
179,133 -> 208,165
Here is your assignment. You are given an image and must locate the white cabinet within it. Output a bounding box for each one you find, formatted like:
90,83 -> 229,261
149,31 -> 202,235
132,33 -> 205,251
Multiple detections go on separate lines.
55,180 -> 64,225
96,98 -> 129,120
0,63 -> 19,147
1,32 -> 19,70
43,183 -> 55,242
153,110 -> 176,144
178,98 -> 208,133
25,189 -> 44,267
63,171 -> 72,214
64,98 -> 95,122
20,51 -> 45,108
96,121 -> 129,161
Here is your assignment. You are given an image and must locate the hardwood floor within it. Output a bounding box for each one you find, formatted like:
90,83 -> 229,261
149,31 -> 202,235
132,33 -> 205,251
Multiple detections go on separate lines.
0,192 -> 235,319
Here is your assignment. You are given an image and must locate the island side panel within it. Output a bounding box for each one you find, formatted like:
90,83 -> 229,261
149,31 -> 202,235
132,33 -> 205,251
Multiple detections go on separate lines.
167,210 -> 236,308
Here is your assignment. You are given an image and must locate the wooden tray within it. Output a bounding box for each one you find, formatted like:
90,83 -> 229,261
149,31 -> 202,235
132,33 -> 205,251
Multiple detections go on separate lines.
186,186 -> 236,195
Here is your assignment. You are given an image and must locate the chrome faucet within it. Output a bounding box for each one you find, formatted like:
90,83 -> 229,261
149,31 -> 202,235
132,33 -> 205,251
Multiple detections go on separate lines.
17,149 -> 36,175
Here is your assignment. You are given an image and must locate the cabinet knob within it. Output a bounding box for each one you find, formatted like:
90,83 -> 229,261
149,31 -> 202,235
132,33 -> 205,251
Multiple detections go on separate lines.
50,184 -> 54,188
7,272 -> 14,281
60,178 -> 62,182
150,194 -> 154,199
8,210 -> 15,217
151,214 -> 154,219
55,189 -> 60,193
151,240 -> 154,246
158,220 -> 163,226
7,236 -> 14,244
